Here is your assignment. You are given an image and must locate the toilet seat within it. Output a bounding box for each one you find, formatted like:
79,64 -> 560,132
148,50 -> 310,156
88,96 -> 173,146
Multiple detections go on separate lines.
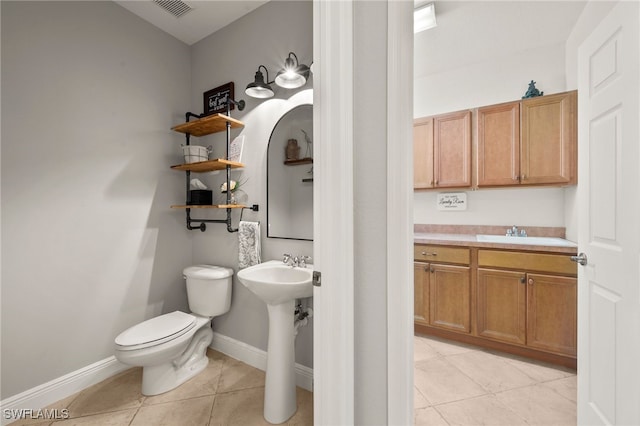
115,311 -> 197,351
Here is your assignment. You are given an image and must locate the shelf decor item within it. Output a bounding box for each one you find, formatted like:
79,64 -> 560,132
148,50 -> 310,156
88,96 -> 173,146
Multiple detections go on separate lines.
203,82 -> 235,116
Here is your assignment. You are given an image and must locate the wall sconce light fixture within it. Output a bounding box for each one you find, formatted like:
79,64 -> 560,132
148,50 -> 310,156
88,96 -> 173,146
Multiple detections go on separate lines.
274,52 -> 310,89
245,65 -> 275,99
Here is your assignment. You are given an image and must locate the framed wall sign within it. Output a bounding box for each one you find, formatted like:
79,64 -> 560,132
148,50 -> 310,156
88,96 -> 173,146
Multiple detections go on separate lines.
437,192 -> 467,211
203,82 -> 234,116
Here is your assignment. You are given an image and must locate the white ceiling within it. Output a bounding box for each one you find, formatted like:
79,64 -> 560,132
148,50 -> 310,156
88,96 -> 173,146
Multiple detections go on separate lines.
113,0 -> 586,73
415,1 -> 587,78
114,0 -> 269,45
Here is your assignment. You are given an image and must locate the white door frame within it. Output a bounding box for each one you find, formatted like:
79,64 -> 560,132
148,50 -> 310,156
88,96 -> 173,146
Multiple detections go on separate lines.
313,1 -> 355,424
386,1 -> 415,424
313,0 -> 414,424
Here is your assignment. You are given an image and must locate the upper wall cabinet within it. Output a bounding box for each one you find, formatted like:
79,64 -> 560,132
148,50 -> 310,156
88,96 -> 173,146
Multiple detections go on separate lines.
477,90 -> 577,188
414,110 -> 471,190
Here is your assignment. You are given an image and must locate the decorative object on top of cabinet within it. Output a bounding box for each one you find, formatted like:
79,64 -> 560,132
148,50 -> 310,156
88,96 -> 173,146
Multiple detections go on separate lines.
203,82 -> 235,116
476,90 -> 577,188
170,99 -> 259,232
414,110 -> 471,190
522,80 -> 544,99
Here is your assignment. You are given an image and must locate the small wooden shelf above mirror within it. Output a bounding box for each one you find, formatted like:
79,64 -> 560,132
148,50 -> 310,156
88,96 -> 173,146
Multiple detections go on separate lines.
284,157 -> 313,166
171,159 -> 244,173
171,113 -> 244,137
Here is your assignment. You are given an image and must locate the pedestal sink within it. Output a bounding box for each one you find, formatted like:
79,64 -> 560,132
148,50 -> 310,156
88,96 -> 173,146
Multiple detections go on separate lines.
237,260 -> 313,424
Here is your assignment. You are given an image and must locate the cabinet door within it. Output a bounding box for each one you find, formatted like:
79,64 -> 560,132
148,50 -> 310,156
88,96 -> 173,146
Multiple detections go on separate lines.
477,268 -> 526,345
414,262 -> 429,325
413,117 -> 434,189
520,91 -> 577,185
527,273 -> 577,356
433,110 -> 472,188
477,102 -> 520,187
429,264 -> 471,333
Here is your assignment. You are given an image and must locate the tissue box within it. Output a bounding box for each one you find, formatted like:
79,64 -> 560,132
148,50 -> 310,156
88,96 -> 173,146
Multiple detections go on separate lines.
188,190 -> 213,205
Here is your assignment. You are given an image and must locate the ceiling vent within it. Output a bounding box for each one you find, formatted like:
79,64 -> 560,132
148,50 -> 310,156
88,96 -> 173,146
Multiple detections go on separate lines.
153,0 -> 193,18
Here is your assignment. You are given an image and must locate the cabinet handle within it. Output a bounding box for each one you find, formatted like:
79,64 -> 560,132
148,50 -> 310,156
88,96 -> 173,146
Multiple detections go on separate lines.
430,181 -> 434,186
424,266 -> 429,272
528,278 -> 534,285
513,175 -> 519,181
520,276 -> 526,284
430,267 -> 434,273
522,174 -> 527,180
421,251 -> 437,257
434,180 -> 439,185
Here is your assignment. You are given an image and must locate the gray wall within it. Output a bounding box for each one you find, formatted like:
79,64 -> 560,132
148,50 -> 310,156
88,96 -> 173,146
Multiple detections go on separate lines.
1,1 -> 192,398
188,1 -> 314,367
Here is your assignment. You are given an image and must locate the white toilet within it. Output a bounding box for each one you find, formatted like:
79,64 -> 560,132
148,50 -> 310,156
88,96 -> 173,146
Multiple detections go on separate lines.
114,265 -> 233,396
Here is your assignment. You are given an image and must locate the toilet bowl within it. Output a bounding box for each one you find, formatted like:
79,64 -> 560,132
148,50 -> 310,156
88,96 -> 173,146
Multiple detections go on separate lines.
114,265 -> 232,395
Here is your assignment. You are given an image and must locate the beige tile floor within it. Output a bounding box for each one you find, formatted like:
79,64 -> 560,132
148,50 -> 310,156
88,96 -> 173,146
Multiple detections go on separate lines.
9,336 -> 576,426
414,334 -> 577,426
9,350 -> 312,426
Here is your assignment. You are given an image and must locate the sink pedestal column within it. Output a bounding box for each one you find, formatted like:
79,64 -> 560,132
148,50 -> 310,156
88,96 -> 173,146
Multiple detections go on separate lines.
264,300 -> 297,424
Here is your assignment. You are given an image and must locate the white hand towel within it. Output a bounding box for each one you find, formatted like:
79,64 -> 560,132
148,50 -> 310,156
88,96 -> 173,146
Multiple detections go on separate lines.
238,221 -> 261,269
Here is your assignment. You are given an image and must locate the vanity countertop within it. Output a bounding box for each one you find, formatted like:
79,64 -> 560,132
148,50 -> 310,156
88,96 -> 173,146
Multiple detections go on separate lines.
413,225 -> 578,255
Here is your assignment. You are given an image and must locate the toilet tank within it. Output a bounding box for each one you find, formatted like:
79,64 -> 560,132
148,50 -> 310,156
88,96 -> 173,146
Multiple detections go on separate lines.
183,265 -> 233,317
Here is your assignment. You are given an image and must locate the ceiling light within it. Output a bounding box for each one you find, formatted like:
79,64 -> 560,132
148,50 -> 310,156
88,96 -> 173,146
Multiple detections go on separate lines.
245,65 -> 275,99
414,2 -> 437,33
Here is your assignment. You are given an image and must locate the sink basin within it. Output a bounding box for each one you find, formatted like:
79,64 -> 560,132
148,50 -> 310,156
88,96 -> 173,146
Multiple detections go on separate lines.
237,260 -> 313,306
476,235 -> 577,247
237,260 -> 313,423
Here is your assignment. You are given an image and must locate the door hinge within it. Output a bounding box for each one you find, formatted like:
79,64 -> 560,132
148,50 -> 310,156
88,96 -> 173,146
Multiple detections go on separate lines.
313,270 -> 322,287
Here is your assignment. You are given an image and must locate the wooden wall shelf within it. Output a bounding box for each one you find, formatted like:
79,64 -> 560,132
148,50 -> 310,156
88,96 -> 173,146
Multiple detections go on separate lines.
170,159 -> 244,173
284,157 -> 313,166
171,113 -> 244,137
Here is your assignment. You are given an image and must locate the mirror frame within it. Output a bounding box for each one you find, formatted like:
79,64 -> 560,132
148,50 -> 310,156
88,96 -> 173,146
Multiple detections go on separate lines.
266,103 -> 314,241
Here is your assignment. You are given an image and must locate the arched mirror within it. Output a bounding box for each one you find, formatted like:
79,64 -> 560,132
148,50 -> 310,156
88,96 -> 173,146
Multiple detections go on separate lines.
267,104 -> 313,240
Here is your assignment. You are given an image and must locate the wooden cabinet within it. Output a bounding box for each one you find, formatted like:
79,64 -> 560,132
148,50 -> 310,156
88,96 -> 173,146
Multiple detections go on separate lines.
414,262 -> 429,325
477,268 -> 526,345
430,264 -> 471,333
415,243 -> 578,366
414,110 -> 471,189
521,91 -> 577,185
414,245 -> 471,333
477,91 -> 577,188
526,273 -> 577,356
477,101 -> 520,186
477,250 -> 577,357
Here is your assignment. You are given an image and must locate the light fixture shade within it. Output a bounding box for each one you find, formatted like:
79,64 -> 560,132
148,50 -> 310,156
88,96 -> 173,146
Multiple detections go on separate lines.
245,67 -> 274,99
274,53 -> 310,89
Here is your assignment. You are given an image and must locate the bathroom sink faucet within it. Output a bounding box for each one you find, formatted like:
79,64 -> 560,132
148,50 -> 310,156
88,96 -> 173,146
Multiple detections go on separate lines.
506,226 -> 527,237
282,254 -> 312,268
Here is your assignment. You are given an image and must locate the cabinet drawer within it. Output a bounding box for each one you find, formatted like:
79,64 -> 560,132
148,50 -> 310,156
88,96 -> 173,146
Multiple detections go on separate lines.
478,250 -> 576,276
414,245 -> 470,265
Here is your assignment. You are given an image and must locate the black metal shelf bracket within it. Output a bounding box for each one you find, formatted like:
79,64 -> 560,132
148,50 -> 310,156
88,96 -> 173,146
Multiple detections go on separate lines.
179,98 -> 256,233
186,204 -> 259,233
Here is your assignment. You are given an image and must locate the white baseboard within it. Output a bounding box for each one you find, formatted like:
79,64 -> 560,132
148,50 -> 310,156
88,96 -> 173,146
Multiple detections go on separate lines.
210,332 -> 313,392
0,357 -> 129,426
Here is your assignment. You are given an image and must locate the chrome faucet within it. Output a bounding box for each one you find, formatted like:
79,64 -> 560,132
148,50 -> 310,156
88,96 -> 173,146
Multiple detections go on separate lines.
282,254 -> 312,268
506,226 -> 527,237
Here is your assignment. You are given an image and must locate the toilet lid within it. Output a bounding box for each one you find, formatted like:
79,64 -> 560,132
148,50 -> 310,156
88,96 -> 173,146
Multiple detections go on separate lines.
115,311 -> 196,348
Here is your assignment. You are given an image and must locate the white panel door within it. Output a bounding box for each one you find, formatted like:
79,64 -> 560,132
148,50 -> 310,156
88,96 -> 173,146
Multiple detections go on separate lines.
577,2 -> 640,425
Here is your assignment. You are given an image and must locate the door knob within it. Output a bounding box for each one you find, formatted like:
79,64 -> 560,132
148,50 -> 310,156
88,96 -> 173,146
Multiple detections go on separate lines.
570,253 -> 588,266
